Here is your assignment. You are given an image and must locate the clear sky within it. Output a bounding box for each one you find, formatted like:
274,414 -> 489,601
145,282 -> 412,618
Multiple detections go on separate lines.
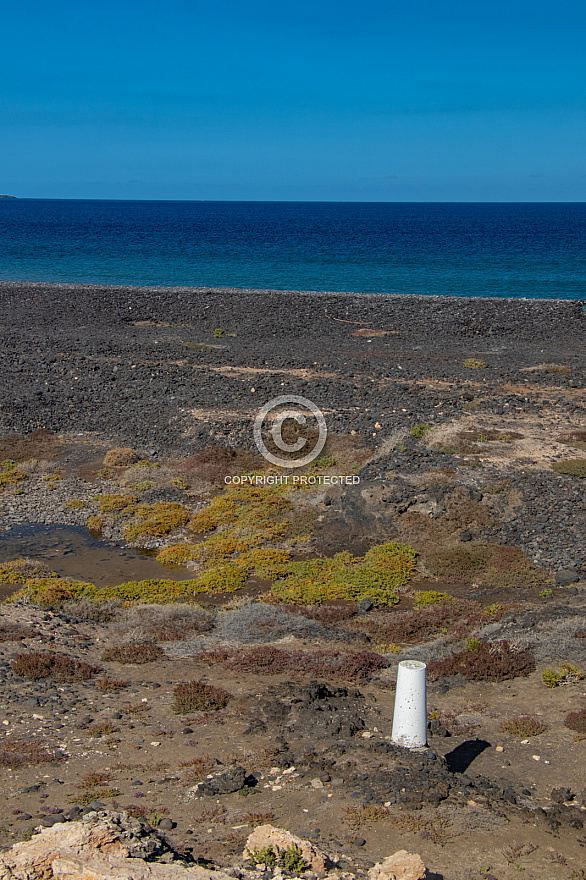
2,0 -> 585,201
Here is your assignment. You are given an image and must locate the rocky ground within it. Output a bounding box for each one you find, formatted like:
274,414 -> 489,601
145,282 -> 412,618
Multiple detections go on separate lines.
0,283 -> 585,880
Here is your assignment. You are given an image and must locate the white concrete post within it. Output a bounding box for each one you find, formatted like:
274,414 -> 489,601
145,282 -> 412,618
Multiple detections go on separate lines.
391,660 -> 427,748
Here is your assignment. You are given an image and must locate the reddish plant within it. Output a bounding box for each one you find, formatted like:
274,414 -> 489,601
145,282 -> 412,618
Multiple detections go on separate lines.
427,640 -> 535,682
173,680 -> 232,713
102,642 -> 165,663
197,645 -> 387,682
11,651 -> 100,682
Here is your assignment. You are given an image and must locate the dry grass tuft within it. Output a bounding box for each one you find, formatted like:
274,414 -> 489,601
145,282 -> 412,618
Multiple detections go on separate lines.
0,621 -> 41,642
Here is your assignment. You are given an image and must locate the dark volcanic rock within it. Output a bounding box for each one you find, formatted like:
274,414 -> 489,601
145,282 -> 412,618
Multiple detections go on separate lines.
195,766 -> 248,796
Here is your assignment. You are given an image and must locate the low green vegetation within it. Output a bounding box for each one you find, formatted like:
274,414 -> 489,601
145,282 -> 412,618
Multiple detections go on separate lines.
5,482 -> 417,608
124,502 -> 191,540
0,459 -> 25,490
268,542 -> 415,606
410,424 -> 432,438
463,358 -> 487,369
551,459 -> 586,478
413,590 -> 450,609
542,663 -> 584,688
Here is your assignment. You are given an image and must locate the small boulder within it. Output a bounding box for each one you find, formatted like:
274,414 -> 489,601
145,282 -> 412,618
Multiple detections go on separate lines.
555,569 -> 580,586
368,850 -> 426,880
244,825 -> 332,872
551,787 -> 574,804
195,766 -> 247,796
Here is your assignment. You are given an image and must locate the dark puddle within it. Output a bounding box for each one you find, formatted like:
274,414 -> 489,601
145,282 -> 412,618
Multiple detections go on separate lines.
0,523 -> 197,591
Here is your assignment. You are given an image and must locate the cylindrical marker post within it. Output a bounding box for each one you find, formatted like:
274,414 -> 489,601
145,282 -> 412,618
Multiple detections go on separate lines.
391,660 -> 427,748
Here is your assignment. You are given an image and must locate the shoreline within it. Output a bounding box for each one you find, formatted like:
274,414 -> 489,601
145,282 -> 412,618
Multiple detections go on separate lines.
0,280 -> 584,454
2,278 -> 585,304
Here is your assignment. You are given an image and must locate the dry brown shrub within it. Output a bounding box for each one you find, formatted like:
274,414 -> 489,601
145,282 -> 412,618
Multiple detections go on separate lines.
173,680 -> 231,713
428,640 -> 535,682
11,651 -> 100,681
424,542 -> 550,587
102,641 -> 165,663
85,721 -> 119,736
0,429 -> 61,462
125,805 -> 149,818
103,447 -> 139,467
350,598 -> 506,645
501,715 -> 549,736
294,603 -> 358,625
243,811 -> 275,826
97,677 -> 129,691
61,598 -> 121,622
500,715 -> 549,736
194,805 -> 227,823
0,739 -> 66,768
557,430 -> 586,442
0,622 -> 41,642
197,645 -> 387,682
564,708 -> 586,734
79,771 -> 111,789
175,445 -> 264,485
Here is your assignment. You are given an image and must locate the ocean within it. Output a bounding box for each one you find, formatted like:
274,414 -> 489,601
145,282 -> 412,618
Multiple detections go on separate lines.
0,199 -> 585,299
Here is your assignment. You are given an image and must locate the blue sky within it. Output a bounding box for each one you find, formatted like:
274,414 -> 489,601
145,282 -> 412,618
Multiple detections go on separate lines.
1,0 -> 585,200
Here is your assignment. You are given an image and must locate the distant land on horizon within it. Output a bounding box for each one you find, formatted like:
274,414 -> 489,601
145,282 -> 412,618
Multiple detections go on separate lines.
0,195 -> 16,199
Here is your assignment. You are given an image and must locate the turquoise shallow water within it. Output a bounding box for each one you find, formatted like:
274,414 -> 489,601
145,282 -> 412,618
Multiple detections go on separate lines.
0,200 -> 585,299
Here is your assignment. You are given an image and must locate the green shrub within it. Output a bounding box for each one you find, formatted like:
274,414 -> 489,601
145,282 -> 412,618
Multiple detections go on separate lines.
542,664 -> 584,688
246,846 -> 277,868
269,543 -> 415,606
463,358 -> 487,369
413,590 -> 450,609
311,453 -> 337,469
410,424 -> 432,438
99,493 -> 139,515
0,459 -> 25,490
124,502 -> 191,540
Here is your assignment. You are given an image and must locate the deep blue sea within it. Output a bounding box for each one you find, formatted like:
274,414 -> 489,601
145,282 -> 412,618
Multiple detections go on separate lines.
0,199 -> 585,299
